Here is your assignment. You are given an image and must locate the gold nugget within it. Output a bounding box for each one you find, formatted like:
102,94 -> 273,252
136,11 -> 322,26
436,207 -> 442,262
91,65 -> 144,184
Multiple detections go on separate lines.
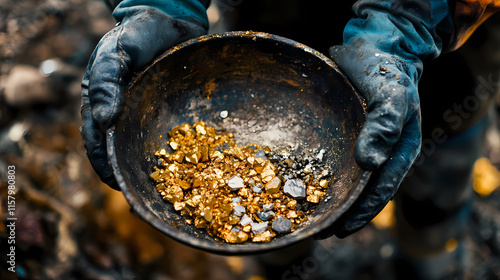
150,121 -> 332,243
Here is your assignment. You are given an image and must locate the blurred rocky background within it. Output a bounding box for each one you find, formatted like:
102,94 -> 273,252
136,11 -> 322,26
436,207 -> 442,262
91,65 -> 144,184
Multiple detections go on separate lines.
1,0 -> 500,279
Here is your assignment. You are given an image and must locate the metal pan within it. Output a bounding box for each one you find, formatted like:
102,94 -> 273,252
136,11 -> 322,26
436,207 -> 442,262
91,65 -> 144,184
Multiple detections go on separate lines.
107,31 -> 370,255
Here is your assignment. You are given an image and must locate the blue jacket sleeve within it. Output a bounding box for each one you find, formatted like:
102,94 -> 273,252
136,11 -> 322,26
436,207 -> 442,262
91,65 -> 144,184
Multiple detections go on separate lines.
112,0 -> 210,30
343,0 -> 452,82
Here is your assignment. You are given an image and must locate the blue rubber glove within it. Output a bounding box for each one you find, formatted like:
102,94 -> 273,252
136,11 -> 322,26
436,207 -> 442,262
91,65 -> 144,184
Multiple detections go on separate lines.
81,0 -> 209,189
318,0 -> 452,238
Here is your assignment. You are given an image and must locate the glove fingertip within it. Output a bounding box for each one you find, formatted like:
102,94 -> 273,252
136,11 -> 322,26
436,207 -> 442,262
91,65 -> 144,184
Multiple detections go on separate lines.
354,136 -> 389,170
92,102 -> 122,128
334,210 -> 373,238
102,174 -> 120,191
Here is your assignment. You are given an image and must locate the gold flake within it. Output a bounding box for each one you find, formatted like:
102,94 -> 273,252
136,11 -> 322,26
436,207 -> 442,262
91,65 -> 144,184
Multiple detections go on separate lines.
252,230 -> 273,243
319,179 -> 329,189
286,211 -> 298,219
307,195 -> 319,203
149,121 -> 333,244
265,177 -> 281,194
174,201 -> 185,211
169,141 -> 179,150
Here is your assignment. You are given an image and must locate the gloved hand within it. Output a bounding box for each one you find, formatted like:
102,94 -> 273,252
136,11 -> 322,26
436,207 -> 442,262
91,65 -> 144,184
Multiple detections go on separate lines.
81,0 -> 209,189
317,0 -> 451,238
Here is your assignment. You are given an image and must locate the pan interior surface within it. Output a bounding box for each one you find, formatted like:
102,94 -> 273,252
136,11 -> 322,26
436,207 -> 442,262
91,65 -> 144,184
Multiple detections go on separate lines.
108,32 -> 368,254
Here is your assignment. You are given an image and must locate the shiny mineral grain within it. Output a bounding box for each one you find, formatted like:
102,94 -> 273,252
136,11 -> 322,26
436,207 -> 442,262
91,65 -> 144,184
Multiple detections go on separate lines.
228,176 -> 244,191
284,179 -> 306,199
272,216 -> 292,234
150,121 -> 332,244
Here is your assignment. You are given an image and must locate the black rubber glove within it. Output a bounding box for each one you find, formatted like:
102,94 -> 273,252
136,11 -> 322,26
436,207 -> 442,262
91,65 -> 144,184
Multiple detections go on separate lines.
81,1 -> 208,189
316,0 -> 452,238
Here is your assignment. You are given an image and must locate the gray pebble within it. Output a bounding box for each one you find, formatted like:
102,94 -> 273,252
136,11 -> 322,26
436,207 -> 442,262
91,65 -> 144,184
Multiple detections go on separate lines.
316,149 -> 325,162
232,197 -> 242,204
252,183 -> 263,194
228,176 -> 244,191
263,203 -> 274,212
233,205 -> 246,216
220,110 -> 229,119
284,179 -> 306,199
231,226 -> 241,232
272,216 -> 292,234
257,211 -> 274,221
255,150 -> 267,159
320,169 -> 329,178
240,214 -> 252,226
251,221 -> 269,235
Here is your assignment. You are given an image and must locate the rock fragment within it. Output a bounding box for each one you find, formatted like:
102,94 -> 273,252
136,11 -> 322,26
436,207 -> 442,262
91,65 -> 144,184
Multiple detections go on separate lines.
265,177 -> 281,194
263,203 -> 274,212
257,211 -> 274,221
228,176 -> 244,191
284,179 -> 306,199
239,214 -> 252,226
233,205 -> 246,216
4,65 -> 56,106
316,149 -> 326,162
253,183 -> 263,193
255,150 -> 267,159
272,216 -> 292,234
251,221 -> 268,235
